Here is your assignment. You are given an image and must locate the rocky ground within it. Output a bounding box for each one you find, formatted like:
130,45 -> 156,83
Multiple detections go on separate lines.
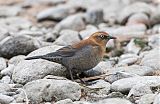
0,0 -> 160,104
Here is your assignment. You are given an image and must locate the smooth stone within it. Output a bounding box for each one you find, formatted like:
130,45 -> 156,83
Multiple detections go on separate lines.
137,94 -> 156,104
150,5 -> 160,25
111,76 -> 160,92
53,30 -> 80,46
84,61 -> 114,77
0,35 -> 40,58
12,59 -> 66,84
126,13 -> 149,26
95,98 -> 132,104
27,45 -> 63,57
105,24 -> 147,42
37,5 -> 77,21
54,13 -> 86,32
127,83 -> 153,98
140,47 -> 160,70
79,25 -> 98,39
0,17 -> 32,30
118,2 -> 154,24
84,8 -> 103,25
55,99 -> 73,104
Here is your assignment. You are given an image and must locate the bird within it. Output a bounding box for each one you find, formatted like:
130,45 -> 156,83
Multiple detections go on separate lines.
25,31 -> 116,80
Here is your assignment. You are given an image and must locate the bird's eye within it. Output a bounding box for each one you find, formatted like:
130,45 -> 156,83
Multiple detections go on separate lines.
100,35 -> 104,39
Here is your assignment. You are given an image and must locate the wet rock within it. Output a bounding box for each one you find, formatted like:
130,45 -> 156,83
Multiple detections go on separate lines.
0,57 -> 7,71
1,64 -> 15,76
53,30 -> 80,46
140,47 -> 160,70
137,94 -> 156,104
118,2 -> 154,24
37,5 -> 77,21
148,34 -> 160,48
0,36 -> 40,58
84,8 -> 104,25
111,76 -> 160,92
95,98 -> 132,104
12,59 -> 66,84
0,93 -> 15,104
17,79 -> 81,103
54,14 -> 86,32
0,6 -> 21,17
55,99 -> 73,104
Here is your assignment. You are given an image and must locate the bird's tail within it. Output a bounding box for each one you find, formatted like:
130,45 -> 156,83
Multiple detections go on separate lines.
25,55 -> 44,60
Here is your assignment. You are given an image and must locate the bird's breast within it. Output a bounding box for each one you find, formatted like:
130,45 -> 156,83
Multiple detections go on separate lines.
62,45 -> 103,73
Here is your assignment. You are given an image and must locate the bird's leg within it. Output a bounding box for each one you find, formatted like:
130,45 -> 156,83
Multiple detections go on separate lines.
68,68 -> 74,81
76,73 -> 86,84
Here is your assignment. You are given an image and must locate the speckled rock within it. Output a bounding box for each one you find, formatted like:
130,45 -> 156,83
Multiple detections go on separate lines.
12,59 -> 67,84
137,94 -> 156,104
16,79 -> 81,103
0,36 -> 40,58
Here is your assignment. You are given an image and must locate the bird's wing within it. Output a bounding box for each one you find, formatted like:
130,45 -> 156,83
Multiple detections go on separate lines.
44,45 -> 77,57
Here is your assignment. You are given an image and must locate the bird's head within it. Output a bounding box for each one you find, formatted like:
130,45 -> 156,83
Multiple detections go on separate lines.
89,31 -> 116,46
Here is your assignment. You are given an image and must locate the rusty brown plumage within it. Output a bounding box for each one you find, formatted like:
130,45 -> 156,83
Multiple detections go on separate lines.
25,31 -> 116,80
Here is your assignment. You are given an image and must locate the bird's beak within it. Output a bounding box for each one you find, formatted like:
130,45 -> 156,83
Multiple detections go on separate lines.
108,35 -> 116,39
